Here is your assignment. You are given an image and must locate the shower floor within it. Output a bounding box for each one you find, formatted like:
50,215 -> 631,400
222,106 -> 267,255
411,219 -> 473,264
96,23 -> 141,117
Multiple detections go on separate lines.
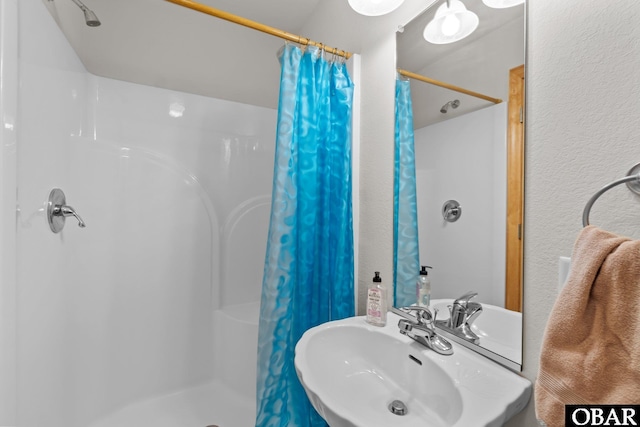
90,380 -> 255,427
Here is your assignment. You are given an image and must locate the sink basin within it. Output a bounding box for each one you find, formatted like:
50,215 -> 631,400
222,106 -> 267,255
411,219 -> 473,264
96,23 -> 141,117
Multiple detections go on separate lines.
431,299 -> 522,366
295,312 -> 531,427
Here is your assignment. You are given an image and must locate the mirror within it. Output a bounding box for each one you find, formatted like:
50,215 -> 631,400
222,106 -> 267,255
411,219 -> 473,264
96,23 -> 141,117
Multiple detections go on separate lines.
395,0 -> 525,370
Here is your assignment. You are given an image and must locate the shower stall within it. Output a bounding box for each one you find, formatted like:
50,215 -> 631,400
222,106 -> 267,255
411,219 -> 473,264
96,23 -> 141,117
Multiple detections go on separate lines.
0,0 -> 283,425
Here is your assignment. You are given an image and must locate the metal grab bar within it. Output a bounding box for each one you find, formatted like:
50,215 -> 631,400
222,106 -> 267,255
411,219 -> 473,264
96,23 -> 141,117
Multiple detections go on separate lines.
582,171 -> 640,227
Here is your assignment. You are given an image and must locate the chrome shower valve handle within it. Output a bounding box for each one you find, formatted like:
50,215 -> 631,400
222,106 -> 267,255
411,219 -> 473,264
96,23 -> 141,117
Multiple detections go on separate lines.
47,188 -> 86,233
57,205 -> 86,227
442,200 -> 462,222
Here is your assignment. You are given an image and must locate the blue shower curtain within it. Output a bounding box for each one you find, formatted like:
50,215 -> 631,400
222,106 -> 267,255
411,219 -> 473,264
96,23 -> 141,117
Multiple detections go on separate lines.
393,78 -> 421,308
255,44 -> 355,427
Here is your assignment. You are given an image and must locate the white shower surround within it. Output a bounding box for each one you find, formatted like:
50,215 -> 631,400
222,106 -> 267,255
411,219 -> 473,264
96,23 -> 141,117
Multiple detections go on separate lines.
414,103 -> 507,307
1,0 -> 276,425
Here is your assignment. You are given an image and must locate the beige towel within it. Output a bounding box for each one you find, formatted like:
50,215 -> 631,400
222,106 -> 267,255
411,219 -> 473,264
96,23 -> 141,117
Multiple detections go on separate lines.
535,225 -> 640,427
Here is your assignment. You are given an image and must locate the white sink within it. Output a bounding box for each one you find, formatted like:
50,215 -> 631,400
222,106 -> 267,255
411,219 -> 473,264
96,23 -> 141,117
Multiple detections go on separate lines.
295,312 -> 531,427
431,299 -> 522,366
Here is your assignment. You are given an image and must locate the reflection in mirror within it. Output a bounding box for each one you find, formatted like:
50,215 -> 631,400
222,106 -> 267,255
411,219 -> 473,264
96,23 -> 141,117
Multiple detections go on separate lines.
394,0 -> 525,370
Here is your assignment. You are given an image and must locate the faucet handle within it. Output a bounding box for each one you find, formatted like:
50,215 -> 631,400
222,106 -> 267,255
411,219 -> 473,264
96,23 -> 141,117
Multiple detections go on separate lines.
403,306 -> 435,326
453,291 -> 478,306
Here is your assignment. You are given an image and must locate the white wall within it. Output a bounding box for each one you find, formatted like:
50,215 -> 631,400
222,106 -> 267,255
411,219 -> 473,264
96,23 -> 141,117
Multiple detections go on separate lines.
510,1 -> 640,425
0,0 -> 18,424
415,104 -> 506,307
9,0 -> 275,425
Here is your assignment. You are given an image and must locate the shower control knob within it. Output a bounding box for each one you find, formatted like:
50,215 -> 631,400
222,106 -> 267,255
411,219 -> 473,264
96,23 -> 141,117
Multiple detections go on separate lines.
442,200 -> 462,223
47,188 -> 86,233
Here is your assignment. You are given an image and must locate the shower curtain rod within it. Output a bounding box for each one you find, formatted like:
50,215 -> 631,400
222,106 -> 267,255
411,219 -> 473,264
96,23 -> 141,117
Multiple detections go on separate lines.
398,69 -> 502,104
165,0 -> 352,59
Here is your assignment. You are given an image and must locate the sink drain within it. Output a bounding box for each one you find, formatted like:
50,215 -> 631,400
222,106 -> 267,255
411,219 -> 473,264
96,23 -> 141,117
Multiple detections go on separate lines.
388,400 -> 408,416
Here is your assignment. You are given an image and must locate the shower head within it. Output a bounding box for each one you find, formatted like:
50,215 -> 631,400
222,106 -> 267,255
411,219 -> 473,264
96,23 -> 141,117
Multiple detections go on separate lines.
70,0 -> 101,26
82,9 -> 101,27
49,0 -> 101,27
440,99 -> 460,114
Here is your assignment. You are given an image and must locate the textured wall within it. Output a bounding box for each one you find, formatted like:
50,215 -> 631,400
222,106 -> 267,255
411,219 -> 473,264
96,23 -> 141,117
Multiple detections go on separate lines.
508,1 -> 640,425
356,34 -> 397,312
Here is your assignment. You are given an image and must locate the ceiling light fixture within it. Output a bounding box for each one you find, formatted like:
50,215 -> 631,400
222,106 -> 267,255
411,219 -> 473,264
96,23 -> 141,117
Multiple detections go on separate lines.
482,0 -> 524,8
348,0 -> 404,16
423,0 -> 478,45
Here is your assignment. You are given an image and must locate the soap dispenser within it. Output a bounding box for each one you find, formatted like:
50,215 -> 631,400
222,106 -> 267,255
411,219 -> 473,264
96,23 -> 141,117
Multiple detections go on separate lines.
366,272 -> 387,326
416,266 -> 433,307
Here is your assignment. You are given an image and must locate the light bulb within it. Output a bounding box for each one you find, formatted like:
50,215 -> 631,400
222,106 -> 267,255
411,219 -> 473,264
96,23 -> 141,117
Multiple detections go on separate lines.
348,0 -> 404,16
424,0 -> 479,44
482,0 -> 524,8
441,14 -> 461,36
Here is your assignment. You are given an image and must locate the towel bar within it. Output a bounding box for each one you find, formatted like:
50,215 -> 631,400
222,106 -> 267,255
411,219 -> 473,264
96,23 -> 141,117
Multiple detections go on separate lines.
582,163 -> 640,227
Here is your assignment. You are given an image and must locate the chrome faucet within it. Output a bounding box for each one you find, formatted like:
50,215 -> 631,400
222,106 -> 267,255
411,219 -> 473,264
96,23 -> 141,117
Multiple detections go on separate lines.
392,306 -> 453,356
435,291 -> 483,344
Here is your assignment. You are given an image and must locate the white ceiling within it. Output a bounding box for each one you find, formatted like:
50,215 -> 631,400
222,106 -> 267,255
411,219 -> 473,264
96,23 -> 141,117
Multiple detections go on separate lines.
43,0 -> 328,109
42,0 -> 426,109
42,0 -> 524,124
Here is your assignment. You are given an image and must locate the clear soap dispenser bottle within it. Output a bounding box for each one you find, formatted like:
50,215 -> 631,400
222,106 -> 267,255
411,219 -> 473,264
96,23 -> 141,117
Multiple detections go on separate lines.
416,266 -> 432,307
366,272 -> 387,326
